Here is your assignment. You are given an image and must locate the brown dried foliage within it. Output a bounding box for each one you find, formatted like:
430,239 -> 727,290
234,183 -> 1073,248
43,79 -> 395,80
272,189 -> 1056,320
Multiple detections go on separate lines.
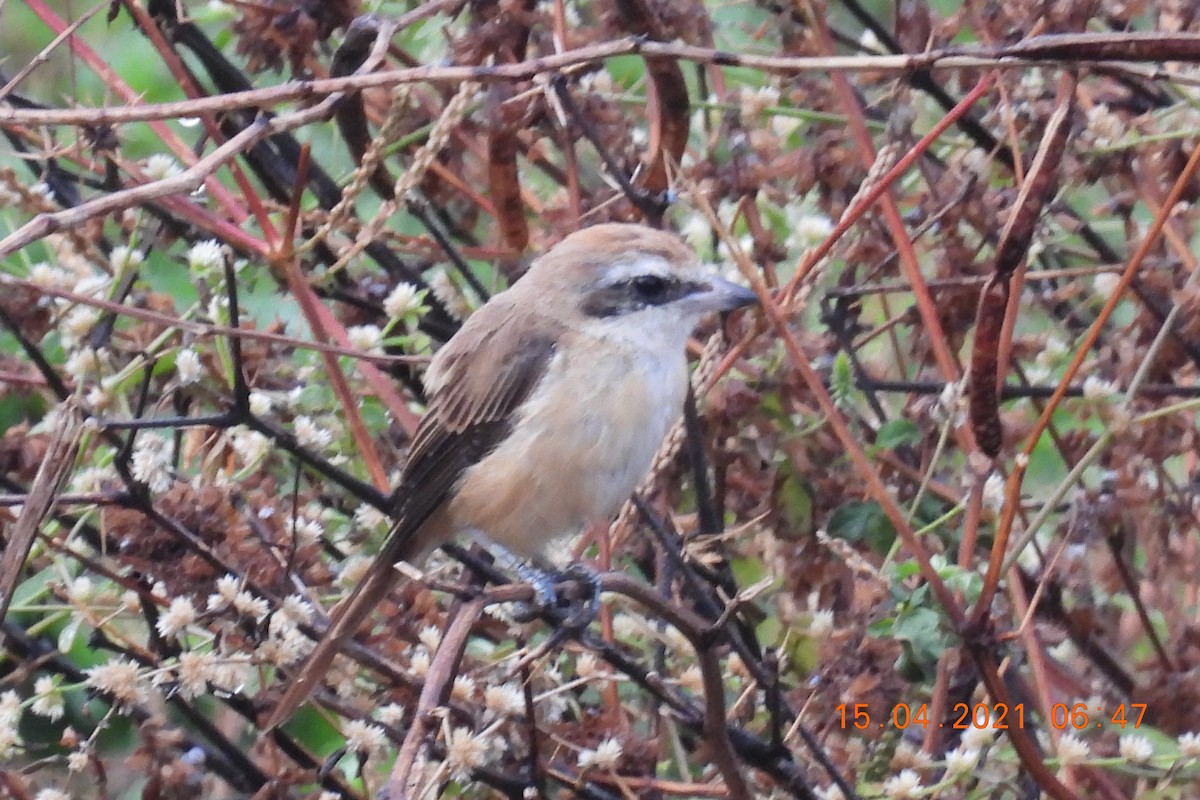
7,1 -> 1200,799
232,0 -> 360,74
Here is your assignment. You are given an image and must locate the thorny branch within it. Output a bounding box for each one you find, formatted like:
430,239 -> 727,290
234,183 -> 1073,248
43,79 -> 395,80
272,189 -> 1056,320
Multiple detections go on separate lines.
5,4 -> 1200,800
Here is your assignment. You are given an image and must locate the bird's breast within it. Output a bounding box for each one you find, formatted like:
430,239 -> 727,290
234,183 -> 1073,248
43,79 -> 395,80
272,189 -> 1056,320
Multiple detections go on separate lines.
447,342 -> 688,558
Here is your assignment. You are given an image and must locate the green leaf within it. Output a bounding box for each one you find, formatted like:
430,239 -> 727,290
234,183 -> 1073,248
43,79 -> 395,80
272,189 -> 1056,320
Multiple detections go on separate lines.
756,614 -> 783,650
940,563 -> 984,603
874,418 -> 920,450
730,555 -> 767,588
775,471 -> 814,538
829,350 -> 856,408
891,607 -> 941,648
282,703 -> 342,753
827,500 -> 895,554
141,255 -> 197,309
890,607 -> 948,681
58,615 -> 84,653
8,570 -> 52,619
781,632 -> 818,675
890,559 -> 922,581
605,55 -> 645,88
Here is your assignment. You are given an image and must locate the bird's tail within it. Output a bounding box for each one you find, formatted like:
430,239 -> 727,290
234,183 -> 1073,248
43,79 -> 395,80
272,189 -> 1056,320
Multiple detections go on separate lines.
264,553 -> 400,729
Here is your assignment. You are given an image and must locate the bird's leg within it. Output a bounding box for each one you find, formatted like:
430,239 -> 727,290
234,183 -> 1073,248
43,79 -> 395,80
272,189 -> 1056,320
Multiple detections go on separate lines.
559,563 -> 603,630
512,560 -> 559,614
487,546 -> 600,631
522,562 -> 601,632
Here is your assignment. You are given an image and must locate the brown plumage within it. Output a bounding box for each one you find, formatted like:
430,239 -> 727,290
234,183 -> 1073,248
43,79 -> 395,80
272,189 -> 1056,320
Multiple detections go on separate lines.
266,223 -> 756,728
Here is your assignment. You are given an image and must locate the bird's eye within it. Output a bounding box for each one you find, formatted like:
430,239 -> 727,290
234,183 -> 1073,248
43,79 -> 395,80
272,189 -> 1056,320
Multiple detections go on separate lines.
631,274 -> 669,301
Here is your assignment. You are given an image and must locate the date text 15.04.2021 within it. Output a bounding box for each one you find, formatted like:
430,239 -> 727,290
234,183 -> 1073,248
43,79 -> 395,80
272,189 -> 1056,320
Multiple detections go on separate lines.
836,703 -> 1148,731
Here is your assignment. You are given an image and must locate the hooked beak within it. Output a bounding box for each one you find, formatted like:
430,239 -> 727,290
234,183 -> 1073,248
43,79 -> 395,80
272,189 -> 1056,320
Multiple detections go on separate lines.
684,276 -> 760,314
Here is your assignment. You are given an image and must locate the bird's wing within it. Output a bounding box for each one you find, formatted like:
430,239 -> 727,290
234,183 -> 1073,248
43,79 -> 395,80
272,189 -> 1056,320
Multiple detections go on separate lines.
266,308 -> 559,729
391,320 -> 560,549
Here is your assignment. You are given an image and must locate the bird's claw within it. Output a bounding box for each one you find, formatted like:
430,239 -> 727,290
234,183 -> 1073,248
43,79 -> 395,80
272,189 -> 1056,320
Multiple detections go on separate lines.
513,563 -> 601,632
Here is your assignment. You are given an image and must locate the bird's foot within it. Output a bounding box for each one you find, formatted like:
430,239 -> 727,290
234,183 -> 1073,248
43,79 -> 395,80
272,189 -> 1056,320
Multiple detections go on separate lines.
513,562 -> 601,632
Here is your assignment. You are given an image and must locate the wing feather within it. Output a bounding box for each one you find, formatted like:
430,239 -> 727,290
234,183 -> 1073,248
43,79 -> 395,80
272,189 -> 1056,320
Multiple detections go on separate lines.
266,305 -> 559,728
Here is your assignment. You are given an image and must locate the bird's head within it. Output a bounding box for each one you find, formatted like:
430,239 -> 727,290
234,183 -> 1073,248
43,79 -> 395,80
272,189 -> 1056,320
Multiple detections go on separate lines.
521,223 -> 758,341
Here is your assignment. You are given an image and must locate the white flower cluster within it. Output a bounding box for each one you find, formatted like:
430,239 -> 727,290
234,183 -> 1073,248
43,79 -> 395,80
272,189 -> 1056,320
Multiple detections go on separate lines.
30,676 -> 65,721
29,262 -> 73,289
207,575 -> 269,620
881,768 -> 922,799
1119,733 -> 1154,763
483,684 -> 525,718
377,703 -> 405,726
131,434 -> 174,494
1082,375 -> 1120,400
144,154 -> 183,181
444,726 -> 490,781
229,425 -> 270,466
156,597 -> 197,639
353,503 -> 389,531
162,649 -> 253,699
187,240 -> 224,273
0,690 -> 23,758
85,657 -> 146,706
944,744 -> 980,775
1057,732 -> 1089,764
347,325 -> 383,355
63,347 -> 106,382
343,720 -> 388,758
384,282 -> 428,322
248,391 -> 272,416
108,246 -> 144,273
294,415 -> 334,451
258,595 -> 316,667
577,737 -> 623,771
429,271 -> 475,321
175,348 -> 203,385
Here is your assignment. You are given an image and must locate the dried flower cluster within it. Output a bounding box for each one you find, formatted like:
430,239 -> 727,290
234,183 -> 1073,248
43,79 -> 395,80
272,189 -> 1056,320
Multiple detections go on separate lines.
3,0 -> 1200,798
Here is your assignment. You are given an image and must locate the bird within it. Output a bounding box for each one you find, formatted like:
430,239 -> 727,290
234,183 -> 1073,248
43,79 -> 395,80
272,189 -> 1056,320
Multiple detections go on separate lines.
266,222 -> 758,728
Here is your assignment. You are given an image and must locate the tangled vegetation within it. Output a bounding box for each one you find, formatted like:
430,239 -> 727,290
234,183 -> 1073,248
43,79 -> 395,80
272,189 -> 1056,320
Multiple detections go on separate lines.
3,1 -> 1200,798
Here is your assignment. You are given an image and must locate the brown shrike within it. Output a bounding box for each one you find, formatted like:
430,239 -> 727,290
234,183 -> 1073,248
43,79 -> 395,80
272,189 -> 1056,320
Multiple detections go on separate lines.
267,222 -> 757,728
